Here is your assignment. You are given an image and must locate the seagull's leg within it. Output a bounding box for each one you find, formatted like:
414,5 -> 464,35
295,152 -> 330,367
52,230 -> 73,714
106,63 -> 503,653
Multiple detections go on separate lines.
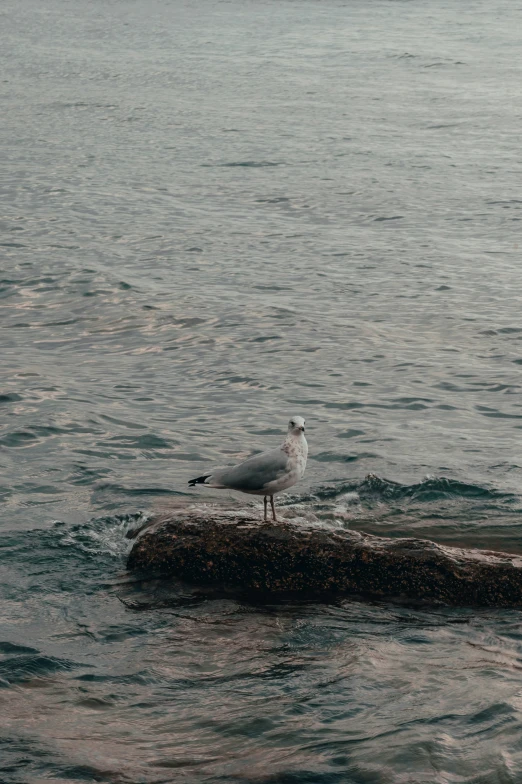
263,495 -> 268,521
270,495 -> 277,522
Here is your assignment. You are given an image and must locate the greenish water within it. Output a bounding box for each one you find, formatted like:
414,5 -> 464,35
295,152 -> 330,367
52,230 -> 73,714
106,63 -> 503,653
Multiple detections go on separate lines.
2,0 -> 522,780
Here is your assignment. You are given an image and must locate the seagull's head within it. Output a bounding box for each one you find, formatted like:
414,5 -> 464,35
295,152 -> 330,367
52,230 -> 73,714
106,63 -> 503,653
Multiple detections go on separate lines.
288,416 -> 306,434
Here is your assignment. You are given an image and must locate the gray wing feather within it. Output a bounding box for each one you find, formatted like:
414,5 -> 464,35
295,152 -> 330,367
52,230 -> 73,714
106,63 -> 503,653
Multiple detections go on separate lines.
212,447 -> 289,492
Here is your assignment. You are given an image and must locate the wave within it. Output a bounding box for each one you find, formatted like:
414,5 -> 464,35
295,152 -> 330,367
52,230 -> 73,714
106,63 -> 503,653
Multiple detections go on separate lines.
56,512 -> 149,558
315,474 -> 516,504
0,654 -> 84,685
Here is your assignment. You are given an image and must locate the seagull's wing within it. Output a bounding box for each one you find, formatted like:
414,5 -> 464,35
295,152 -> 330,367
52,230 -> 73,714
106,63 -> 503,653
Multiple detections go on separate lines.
211,447 -> 289,493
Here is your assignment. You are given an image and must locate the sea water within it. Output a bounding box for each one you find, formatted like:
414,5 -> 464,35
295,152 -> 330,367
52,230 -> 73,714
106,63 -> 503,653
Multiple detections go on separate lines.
2,0 -> 522,780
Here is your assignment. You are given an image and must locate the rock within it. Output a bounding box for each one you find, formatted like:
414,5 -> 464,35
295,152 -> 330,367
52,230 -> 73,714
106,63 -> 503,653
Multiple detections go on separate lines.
126,510 -> 522,606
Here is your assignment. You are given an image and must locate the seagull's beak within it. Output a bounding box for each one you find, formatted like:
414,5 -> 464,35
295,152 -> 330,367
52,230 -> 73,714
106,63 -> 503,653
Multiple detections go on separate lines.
299,426 -> 305,432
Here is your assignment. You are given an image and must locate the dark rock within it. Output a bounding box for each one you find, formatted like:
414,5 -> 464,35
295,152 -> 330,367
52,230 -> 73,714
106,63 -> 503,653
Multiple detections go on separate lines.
126,510 -> 522,606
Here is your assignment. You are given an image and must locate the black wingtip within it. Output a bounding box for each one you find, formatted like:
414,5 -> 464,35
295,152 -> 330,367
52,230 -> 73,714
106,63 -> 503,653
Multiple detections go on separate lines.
188,474 -> 211,487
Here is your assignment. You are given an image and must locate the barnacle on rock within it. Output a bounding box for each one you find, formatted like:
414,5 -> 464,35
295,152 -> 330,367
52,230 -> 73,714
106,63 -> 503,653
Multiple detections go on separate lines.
127,510 -> 522,607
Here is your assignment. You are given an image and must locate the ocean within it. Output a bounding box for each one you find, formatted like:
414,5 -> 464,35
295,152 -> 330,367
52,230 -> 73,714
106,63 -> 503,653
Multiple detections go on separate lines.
2,0 -> 522,780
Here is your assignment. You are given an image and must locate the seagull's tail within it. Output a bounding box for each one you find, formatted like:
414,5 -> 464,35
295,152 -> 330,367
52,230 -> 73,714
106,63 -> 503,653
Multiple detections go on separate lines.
188,473 -> 212,488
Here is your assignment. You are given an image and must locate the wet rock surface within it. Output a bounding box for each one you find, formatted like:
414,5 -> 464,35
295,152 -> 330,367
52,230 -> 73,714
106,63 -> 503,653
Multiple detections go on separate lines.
127,510 -> 522,606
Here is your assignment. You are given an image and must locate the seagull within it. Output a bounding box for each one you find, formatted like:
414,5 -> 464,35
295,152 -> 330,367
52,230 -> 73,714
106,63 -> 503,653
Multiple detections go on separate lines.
188,416 -> 308,521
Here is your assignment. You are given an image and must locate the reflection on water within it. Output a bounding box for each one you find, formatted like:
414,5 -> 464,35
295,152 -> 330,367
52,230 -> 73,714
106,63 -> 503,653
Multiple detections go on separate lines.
3,488 -> 522,782
2,0 -> 522,779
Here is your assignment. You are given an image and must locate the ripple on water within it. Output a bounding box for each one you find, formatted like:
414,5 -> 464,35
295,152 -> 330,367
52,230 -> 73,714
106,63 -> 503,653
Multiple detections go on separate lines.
4,0 -> 522,779
0,654 -> 85,685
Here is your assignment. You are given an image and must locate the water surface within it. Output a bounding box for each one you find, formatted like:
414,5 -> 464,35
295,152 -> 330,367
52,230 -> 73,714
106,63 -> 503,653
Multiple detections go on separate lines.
2,0 -> 522,780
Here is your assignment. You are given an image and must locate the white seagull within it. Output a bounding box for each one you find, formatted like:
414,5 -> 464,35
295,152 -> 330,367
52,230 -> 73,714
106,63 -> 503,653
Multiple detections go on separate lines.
188,416 -> 308,521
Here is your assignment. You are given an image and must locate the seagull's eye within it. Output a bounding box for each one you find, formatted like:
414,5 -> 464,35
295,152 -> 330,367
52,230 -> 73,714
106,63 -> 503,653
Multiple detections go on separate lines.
290,421 -> 295,426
